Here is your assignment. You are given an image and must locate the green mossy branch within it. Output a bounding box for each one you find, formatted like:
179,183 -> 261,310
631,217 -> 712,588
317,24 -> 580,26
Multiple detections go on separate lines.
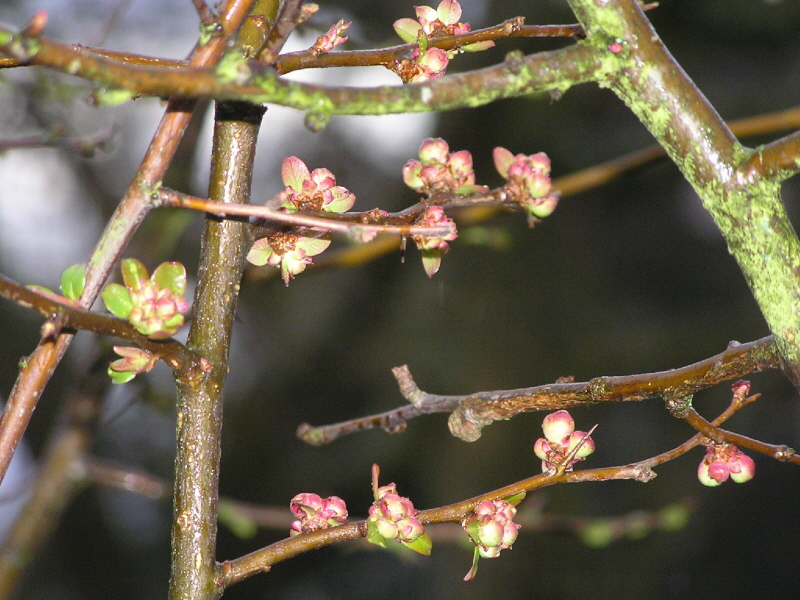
0,25 -> 602,116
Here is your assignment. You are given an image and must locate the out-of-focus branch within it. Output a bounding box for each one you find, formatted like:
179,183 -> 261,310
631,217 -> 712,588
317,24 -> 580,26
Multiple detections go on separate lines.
0,365 -> 107,600
0,126 -> 115,156
298,336 -> 779,445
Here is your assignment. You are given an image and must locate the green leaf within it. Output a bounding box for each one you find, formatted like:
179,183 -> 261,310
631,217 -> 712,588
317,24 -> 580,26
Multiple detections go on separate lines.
60,263 -> 86,301
218,501 -> 258,539
366,519 -> 387,549
401,532 -> 432,555
503,492 -> 526,506
121,258 -> 148,291
101,283 -> 133,319
152,262 -> 187,297
108,367 -> 137,384
393,18 -> 422,44
246,238 -> 275,267
463,546 -> 481,581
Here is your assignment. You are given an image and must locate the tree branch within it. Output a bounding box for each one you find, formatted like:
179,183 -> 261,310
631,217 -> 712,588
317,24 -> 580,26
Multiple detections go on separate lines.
566,0 -> 800,390
0,25 -> 603,118
298,336 -> 779,445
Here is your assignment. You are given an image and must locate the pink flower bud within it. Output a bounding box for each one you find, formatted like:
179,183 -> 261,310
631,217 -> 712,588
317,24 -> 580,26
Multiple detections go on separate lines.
729,450 -> 755,483
568,431 -> 595,458
542,410 -> 575,444
289,493 -> 348,535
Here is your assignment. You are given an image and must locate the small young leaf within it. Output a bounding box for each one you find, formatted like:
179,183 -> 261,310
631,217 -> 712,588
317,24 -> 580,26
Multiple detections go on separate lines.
152,262 -> 187,297
108,368 -> 137,384
503,492 -> 526,506
246,238 -> 275,267
101,283 -> 133,319
463,546 -> 481,581
60,263 -> 86,301
401,532 -> 432,555
366,519 -> 387,549
121,258 -> 149,291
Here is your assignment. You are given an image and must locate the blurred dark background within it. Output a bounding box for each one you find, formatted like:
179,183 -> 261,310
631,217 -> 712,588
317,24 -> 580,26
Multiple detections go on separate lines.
1,0 -> 800,599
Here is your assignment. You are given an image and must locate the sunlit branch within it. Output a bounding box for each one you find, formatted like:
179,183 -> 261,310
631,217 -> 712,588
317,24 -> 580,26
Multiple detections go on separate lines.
158,188 -> 461,237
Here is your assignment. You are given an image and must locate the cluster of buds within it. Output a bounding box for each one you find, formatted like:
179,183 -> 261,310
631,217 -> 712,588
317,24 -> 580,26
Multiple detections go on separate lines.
462,500 -> 520,559
403,138 -> 487,196
533,410 -> 595,473
101,259 -> 189,340
367,465 -> 431,554
289,493 -> 348,535
411,205 -> 458,278
393,0 -> 494,83
697,443 -> 755,487
247,157 -> 355,285
108,346 -> 158,384
493,147 -> 560,225
311,19 -> 350,56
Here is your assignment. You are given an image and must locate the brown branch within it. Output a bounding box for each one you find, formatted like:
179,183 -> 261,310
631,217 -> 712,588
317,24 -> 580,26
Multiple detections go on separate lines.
298,336 -> 779,445
682,408 -> 800,464
280,103 -> 800,279
159,187 -> 463,237
0,274 -> 205,379
219,461 -> 654,587
740,130 -> 800,184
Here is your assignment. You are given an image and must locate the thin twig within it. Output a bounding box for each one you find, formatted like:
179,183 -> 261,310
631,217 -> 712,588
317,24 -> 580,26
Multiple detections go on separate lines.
159,188 -> 460,237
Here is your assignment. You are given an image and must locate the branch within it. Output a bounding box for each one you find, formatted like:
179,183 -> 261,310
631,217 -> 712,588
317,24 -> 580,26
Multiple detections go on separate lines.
0,274 -> 205,379
298,336 -> 779,445
0,24 -> 603,117
682,408 -> 800,464
159,187 -> 465,237
219,461 -> 654,587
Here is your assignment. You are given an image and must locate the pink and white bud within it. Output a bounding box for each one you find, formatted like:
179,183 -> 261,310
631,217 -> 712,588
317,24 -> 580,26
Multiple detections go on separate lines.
368,484 -> 425,544
568,430 -> 596,458
542,410 -> 575,444
698,444 -> 755,487
289,493 -> 348,535
128,283 -> 189,339
462,499 -> 520,559
729,449 -> 756,483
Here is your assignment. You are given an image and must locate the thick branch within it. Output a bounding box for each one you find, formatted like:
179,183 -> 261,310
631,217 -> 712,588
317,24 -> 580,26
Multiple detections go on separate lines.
567,0 -> 800,389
